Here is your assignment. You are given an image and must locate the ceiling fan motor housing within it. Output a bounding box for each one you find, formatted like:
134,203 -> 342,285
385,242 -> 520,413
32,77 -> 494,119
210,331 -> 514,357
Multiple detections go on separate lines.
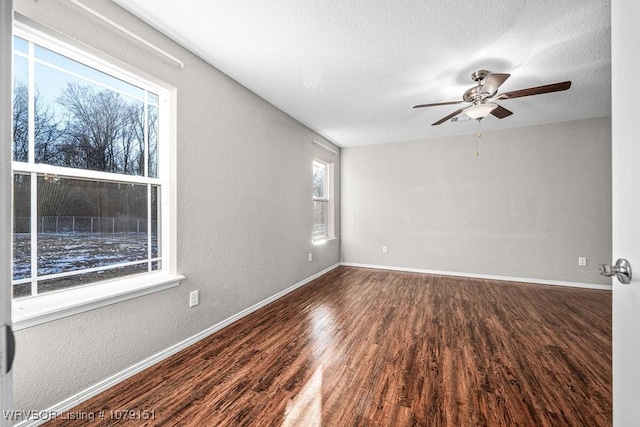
470,69 -> 490,82
464,70 -> 496,104
463,86 -> 481,103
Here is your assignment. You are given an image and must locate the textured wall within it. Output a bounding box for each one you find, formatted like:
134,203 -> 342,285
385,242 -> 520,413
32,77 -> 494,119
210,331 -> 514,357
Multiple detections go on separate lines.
12,0 -> 340,413
341,117 -> 611,285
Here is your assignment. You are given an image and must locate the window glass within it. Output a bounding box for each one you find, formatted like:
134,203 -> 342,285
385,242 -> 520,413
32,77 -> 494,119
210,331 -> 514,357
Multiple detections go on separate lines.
148,104 -> 159,178
37,176 -> 149,267
13,36 -> 28,54
13,174 -> 31,298
38,264 -> 149,295
11,176 -> 152,295
13,54 -> 29,162
11,28 -> 168,300
313,200 -> 328,239
151,185 -> 160,259
33,62 -> 146,175
313,161 -> 326,199
148,92 -> 159,106
35,44 -> 145,100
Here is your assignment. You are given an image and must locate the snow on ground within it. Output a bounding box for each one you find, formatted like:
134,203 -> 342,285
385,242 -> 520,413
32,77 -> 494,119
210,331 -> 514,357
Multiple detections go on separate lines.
12,232 -> 157,280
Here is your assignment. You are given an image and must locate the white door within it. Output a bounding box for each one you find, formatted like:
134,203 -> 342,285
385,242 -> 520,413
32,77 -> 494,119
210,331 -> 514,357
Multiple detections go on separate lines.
612,1 -> 640,425
0,1 -> 14,425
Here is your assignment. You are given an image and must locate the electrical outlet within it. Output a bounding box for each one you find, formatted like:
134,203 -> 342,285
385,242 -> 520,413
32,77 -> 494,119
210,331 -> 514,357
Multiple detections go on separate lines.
308,253 -> 313,262
382,246 -> 388,254
578,257 -> 587,267
189,290 -> 199,307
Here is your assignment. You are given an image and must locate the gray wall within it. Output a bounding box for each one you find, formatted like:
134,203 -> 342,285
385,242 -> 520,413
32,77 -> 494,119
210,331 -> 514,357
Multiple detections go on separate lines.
12,0 -> 340,413
341,117 -> 611,285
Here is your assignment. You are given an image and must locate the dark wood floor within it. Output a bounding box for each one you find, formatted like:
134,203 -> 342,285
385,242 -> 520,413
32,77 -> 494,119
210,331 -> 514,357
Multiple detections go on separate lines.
46,267 -> 612,426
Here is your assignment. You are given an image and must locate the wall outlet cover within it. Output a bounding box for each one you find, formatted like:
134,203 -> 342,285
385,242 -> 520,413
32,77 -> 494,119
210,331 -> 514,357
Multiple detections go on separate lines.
189,290 -> 199,307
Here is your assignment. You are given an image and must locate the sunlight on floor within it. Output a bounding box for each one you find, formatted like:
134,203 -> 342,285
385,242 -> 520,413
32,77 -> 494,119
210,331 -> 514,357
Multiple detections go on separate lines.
282,365 -> 323,427
310,304 -> 336,359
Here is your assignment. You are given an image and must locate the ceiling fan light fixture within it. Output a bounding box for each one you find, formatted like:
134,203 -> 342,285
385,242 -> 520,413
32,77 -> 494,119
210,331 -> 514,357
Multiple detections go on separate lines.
464,103 -> 499,119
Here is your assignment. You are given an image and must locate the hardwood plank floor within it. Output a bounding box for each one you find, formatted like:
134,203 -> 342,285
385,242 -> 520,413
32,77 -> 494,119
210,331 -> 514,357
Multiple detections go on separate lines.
45,267 -> 612,426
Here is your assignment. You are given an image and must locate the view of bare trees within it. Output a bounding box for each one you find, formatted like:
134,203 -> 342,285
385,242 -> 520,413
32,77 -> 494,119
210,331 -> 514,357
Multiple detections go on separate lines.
12,82 -> 64,163
12,79 -> 157,177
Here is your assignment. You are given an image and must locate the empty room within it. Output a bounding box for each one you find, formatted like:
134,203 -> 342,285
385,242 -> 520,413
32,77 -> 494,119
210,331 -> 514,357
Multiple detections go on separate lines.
1,0 -> 638,426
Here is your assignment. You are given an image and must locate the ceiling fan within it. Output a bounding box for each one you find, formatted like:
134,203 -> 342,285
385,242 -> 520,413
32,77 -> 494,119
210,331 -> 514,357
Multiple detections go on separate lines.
413,70 -> 571,126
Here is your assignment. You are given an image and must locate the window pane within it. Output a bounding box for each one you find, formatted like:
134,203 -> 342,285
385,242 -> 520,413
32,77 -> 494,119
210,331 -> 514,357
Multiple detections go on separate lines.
38,264 -> 148,295
12,283 -> 31,299
313,200 -> 328,238
148,104 -> 158,178
151,185 -> 160,258
13,54 -> 29,162
13,174 -> 31,298
313,161 -> 326,199
13,36 -> 28,54
37,176 -> 149,281
35,45 -> 145,100
33,63 -> 146,175
148,92 -> 159,106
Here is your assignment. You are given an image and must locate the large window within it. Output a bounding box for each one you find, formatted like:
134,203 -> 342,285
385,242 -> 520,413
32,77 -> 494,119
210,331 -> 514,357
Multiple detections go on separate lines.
11,24 -> 176,308
312,158 -> 334,244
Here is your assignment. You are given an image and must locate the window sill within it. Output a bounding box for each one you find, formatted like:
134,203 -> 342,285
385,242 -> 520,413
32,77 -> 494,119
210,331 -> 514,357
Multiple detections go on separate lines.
12,272 -> 185,331
313,237 -> 338,247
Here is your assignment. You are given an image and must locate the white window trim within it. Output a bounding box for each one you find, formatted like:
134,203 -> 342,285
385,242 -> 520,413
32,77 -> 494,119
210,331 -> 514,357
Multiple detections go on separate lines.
12,272 -> 184,331
11,22 -> 183,329
312,158 -> 335,245
312,237 -> 338,247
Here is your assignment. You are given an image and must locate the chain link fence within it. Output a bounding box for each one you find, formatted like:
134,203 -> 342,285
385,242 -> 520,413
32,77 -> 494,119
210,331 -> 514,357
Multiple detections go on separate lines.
13,216 -> 157,234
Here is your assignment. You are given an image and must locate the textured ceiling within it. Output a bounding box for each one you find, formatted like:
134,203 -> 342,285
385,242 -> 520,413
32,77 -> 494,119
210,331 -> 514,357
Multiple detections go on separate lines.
114,0 -> 611,147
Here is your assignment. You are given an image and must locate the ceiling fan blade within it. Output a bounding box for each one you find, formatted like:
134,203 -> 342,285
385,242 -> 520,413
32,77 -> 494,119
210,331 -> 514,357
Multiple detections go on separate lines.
431,108 -> 465,126
413,100 -> 463,109
490,104 -> 513,119
480,73 -> 510,96
499,81 -> 572,100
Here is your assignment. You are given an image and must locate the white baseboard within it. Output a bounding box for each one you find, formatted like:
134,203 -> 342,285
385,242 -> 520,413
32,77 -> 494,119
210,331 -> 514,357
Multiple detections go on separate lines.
340,262 -> 612,291
16,263 -> 341,427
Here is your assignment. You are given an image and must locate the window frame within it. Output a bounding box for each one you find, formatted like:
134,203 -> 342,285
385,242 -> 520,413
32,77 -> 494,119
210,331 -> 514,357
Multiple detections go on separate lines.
11,22 -> 183,330
312,158 -> 335,245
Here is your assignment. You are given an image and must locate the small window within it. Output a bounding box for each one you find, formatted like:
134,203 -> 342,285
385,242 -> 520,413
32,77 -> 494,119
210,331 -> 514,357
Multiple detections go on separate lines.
312,159 -> 334,244
11,25 -> 175,304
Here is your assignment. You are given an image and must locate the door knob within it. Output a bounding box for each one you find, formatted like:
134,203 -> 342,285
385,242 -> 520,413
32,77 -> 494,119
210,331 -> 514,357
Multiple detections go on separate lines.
599,258 -> 632,284
0,324 -> 15,376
